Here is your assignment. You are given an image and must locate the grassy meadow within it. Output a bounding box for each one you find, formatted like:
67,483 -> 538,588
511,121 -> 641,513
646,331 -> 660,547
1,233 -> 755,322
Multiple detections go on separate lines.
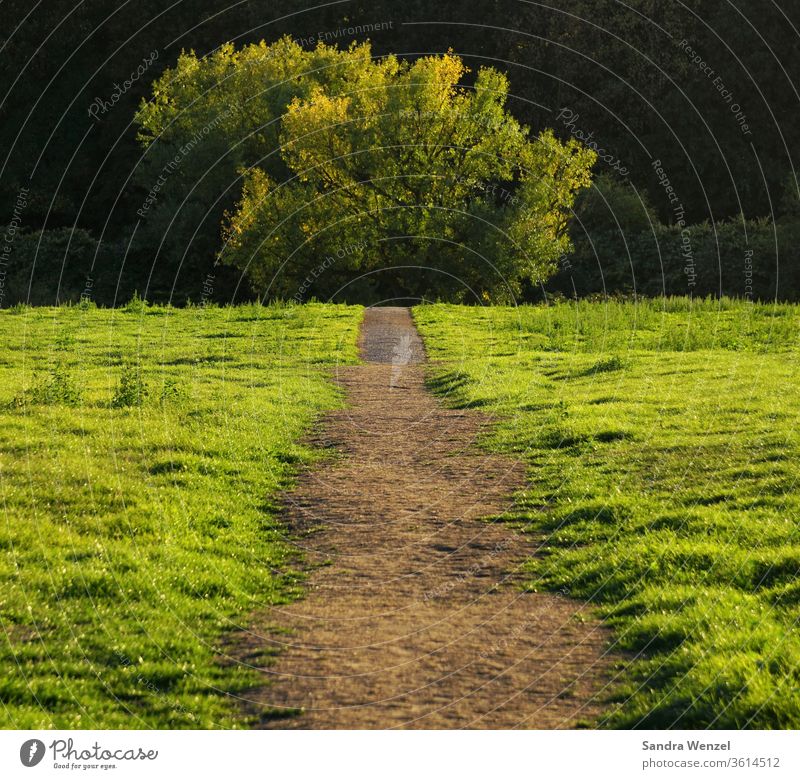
0,301 -> 362,728
414,297 -> 800,728
3,294 -> 799,730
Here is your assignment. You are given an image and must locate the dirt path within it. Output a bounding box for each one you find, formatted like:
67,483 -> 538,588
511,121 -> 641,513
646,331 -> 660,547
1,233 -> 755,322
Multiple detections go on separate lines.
233,307 -> 615,728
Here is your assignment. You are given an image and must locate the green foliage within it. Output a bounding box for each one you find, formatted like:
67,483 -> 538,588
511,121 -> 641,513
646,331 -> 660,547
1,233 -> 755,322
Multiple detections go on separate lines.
572,173 -> 659,235
124,291 -> 148,314
416,299 -> 800,728
12,363 -> 83,407
551,171 -> 800,302
137,39 -> 596,303
0,226 -> 142,307
159,377 -> 186,404
0,302 -> 362,727
4,2 -> 797,305
111,363 -> 149,407
133,38 -> 385,298
779,174 -> 800,219
0,228 -> 113,307
550,216 -> 800,301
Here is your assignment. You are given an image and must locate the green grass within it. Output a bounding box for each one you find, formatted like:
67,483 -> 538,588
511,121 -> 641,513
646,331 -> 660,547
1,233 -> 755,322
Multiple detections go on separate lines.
414,297 -> 800,728
0,301 -> 362,728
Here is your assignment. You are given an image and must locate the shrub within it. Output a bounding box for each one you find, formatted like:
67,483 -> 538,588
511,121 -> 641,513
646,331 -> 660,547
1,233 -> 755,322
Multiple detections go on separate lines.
572,173 -> 659,235
111,364 -> 148,408
12,364 -> 82,406
1,228 -> 94,306
124,291 -> 148,314
549,216 -> 800,301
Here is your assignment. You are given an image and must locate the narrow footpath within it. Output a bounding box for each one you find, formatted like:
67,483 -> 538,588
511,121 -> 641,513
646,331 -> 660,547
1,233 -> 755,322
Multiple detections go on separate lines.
234,307 -> 615,728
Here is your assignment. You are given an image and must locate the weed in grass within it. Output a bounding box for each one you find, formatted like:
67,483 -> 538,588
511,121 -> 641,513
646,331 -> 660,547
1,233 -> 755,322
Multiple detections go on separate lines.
12,363 -> 83,407
124,291 -> 148,314
111,363 -> 149,407
159,377 -> 186,404
54,330 -> 77,350
583,355 -> 627,375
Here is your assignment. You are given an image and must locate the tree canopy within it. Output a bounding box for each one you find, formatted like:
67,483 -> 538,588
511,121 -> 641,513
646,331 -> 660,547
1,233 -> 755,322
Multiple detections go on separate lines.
137,39 -> 595,302
3,1 -> 798,304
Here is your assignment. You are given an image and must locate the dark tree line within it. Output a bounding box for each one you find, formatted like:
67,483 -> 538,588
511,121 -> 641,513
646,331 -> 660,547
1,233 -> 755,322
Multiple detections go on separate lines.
1,0 -> 798,304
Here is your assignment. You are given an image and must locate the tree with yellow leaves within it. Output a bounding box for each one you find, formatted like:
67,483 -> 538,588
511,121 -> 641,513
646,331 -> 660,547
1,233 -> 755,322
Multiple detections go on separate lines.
138,38 -> 595,302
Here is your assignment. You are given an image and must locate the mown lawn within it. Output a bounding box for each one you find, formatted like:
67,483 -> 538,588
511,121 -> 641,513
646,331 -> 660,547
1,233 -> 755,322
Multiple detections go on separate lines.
414,297 -> 800,728
0,301 -> 362,728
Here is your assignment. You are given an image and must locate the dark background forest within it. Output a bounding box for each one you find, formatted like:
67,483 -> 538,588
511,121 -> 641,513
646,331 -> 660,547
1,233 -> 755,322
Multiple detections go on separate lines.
1,1 -> 799,305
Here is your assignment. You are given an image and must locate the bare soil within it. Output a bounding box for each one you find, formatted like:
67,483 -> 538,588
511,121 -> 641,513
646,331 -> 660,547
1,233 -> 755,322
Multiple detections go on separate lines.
232,307 -> 616,728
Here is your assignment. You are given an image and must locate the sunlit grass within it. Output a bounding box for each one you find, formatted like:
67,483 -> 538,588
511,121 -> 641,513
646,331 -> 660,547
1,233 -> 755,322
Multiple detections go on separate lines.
415,297 -> 800,728
0,301 -> 362,728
